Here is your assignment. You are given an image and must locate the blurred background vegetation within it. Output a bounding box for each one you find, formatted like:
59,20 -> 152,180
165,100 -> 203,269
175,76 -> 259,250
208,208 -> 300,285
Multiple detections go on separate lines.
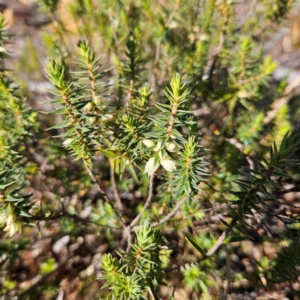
1,0 -> 300,299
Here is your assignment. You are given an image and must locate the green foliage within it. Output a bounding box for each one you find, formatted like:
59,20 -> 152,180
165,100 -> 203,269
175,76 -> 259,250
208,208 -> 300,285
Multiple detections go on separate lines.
101,225 -> 168,299
0,170 -> 34,237
0,14 -> 36,172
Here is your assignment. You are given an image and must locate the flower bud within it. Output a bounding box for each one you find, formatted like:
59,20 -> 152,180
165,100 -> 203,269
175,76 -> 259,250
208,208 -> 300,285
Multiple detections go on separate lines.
101,114 -> 113,122
89,116 -> 97,124
165,142 -> 178,152
199,33 -> 210,42
237,90 -> 251,98
83,102 -> 94,113
93,96 -> 102,106
142,139 -> 155,148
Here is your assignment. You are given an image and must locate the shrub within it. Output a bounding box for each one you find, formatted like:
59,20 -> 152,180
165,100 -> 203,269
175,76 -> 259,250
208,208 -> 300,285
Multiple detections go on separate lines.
1,0 -> 300,299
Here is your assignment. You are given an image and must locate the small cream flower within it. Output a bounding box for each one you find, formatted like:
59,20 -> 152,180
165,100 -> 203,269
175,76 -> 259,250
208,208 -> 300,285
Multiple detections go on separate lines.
160,158 -> 176,172
4,221 -> 21,237
6,215 -> 15,227
63,138 -> 73,147
144,157 -> 160,177
142,139 -> 155,148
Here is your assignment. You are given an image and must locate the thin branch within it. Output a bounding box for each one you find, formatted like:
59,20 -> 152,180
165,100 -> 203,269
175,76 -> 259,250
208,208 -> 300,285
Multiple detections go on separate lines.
153,197 -> 186,227
227,137 -> 254,170
164,0 -> 180,28
206,226 -> 232,256
83,162 -> 128,228
263,74 -> 300,125
130,174 -> 155,228
153,0 -> 180,91
17,256 -> 69,298
110,160 -> 123,212
207,4 -> 230,87
223,245 -> 230,300
108,7 -> 121,58
132,197 -> 186,232
32,208 -> 122,231
165,225 -> 233,272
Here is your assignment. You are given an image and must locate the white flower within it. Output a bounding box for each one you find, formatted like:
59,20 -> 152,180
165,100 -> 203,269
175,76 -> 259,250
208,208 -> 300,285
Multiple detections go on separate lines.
160,158 -> 176,172
144,157 -> 160,177
142,139 -> 155,148
6,215 -> 15,226
4,222 -> 21,237
63,138 -> 73,147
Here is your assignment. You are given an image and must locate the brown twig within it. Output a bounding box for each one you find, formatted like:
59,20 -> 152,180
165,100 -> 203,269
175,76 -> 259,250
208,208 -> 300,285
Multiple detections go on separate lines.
152,197 -> 186,228
207,4 -> 230,88
110,160 -> 123,212
131,197 -> 186,232
263,74 -> 300,125
130,174 -> 155,228
165,225 -> 234,272
108,7 -> 121,58
83,162 -> 128,231
32,207 -> 122,231
223,245 -> 231,300
227,137 -> 254,170
153,0 -> 180,91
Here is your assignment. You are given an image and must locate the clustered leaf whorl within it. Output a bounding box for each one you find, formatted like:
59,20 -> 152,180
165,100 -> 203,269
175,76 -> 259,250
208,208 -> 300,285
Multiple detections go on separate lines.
100,224 -> 167,299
